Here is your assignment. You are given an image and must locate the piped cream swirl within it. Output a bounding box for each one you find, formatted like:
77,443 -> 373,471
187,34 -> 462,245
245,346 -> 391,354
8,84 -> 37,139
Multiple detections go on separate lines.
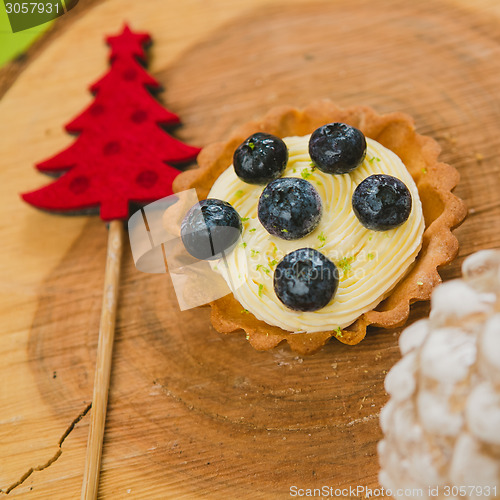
208,135 -> 424,333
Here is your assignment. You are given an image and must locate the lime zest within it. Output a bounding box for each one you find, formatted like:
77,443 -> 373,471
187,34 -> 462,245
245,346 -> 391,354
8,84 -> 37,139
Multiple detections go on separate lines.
300,167 -> 315,180
256,264 -> 270,274
317,231 -> 326,247
338,256 -> 353,275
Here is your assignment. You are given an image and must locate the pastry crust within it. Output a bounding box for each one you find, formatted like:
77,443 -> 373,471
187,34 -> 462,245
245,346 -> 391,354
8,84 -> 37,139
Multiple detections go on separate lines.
173,100 -> 467,354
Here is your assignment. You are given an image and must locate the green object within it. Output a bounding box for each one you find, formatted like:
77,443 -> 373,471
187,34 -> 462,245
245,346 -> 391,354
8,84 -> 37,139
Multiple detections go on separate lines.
0,5 -> 53,67
0,0 -> 80,67
5,0 -> 62,33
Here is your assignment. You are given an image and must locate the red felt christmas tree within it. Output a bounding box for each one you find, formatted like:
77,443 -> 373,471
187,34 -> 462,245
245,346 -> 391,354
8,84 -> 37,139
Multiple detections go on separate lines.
21,25 -> 201,499
22,24 -> 200,221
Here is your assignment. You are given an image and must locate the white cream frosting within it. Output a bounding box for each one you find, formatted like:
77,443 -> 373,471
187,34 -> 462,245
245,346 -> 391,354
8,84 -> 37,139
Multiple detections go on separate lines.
208,135 -> 425,333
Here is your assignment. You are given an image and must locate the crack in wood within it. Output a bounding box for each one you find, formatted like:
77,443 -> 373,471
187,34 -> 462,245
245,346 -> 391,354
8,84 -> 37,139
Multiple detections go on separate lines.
0,403 -> 92,495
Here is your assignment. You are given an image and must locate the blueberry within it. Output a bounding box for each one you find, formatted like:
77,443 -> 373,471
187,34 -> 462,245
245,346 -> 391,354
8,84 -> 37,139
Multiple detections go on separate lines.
181,198 -> 242,260
352,174 -> 412,231
258,177 -> 322,240
309,122 -> 366,174
274,248 -> 339,311
233,132 -> 288,184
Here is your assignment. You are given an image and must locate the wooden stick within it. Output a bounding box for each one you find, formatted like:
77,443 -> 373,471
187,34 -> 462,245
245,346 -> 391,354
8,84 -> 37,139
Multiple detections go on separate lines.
81,220 -> 124,500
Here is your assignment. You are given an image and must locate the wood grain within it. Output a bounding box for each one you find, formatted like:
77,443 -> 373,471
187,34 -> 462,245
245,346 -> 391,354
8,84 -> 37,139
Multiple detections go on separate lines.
1,0 -> 500,498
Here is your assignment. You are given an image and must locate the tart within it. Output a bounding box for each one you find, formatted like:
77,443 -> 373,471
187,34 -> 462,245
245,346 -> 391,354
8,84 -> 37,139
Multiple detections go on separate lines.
171,100 -> 466,354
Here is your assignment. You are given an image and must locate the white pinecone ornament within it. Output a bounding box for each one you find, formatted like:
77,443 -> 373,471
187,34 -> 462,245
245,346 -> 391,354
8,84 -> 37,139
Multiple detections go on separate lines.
379,250 -> 500,499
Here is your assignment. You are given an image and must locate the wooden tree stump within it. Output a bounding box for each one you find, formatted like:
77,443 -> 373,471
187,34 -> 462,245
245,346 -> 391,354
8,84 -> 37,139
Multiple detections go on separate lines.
1,0 -> 500,497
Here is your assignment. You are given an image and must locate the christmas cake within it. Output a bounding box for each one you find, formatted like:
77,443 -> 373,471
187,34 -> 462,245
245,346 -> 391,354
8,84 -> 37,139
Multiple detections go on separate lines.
170,101 -> 466,354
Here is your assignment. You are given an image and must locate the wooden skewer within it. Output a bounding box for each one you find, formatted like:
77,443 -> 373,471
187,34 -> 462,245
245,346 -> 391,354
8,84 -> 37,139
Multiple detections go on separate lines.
81,220 -> 124,500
